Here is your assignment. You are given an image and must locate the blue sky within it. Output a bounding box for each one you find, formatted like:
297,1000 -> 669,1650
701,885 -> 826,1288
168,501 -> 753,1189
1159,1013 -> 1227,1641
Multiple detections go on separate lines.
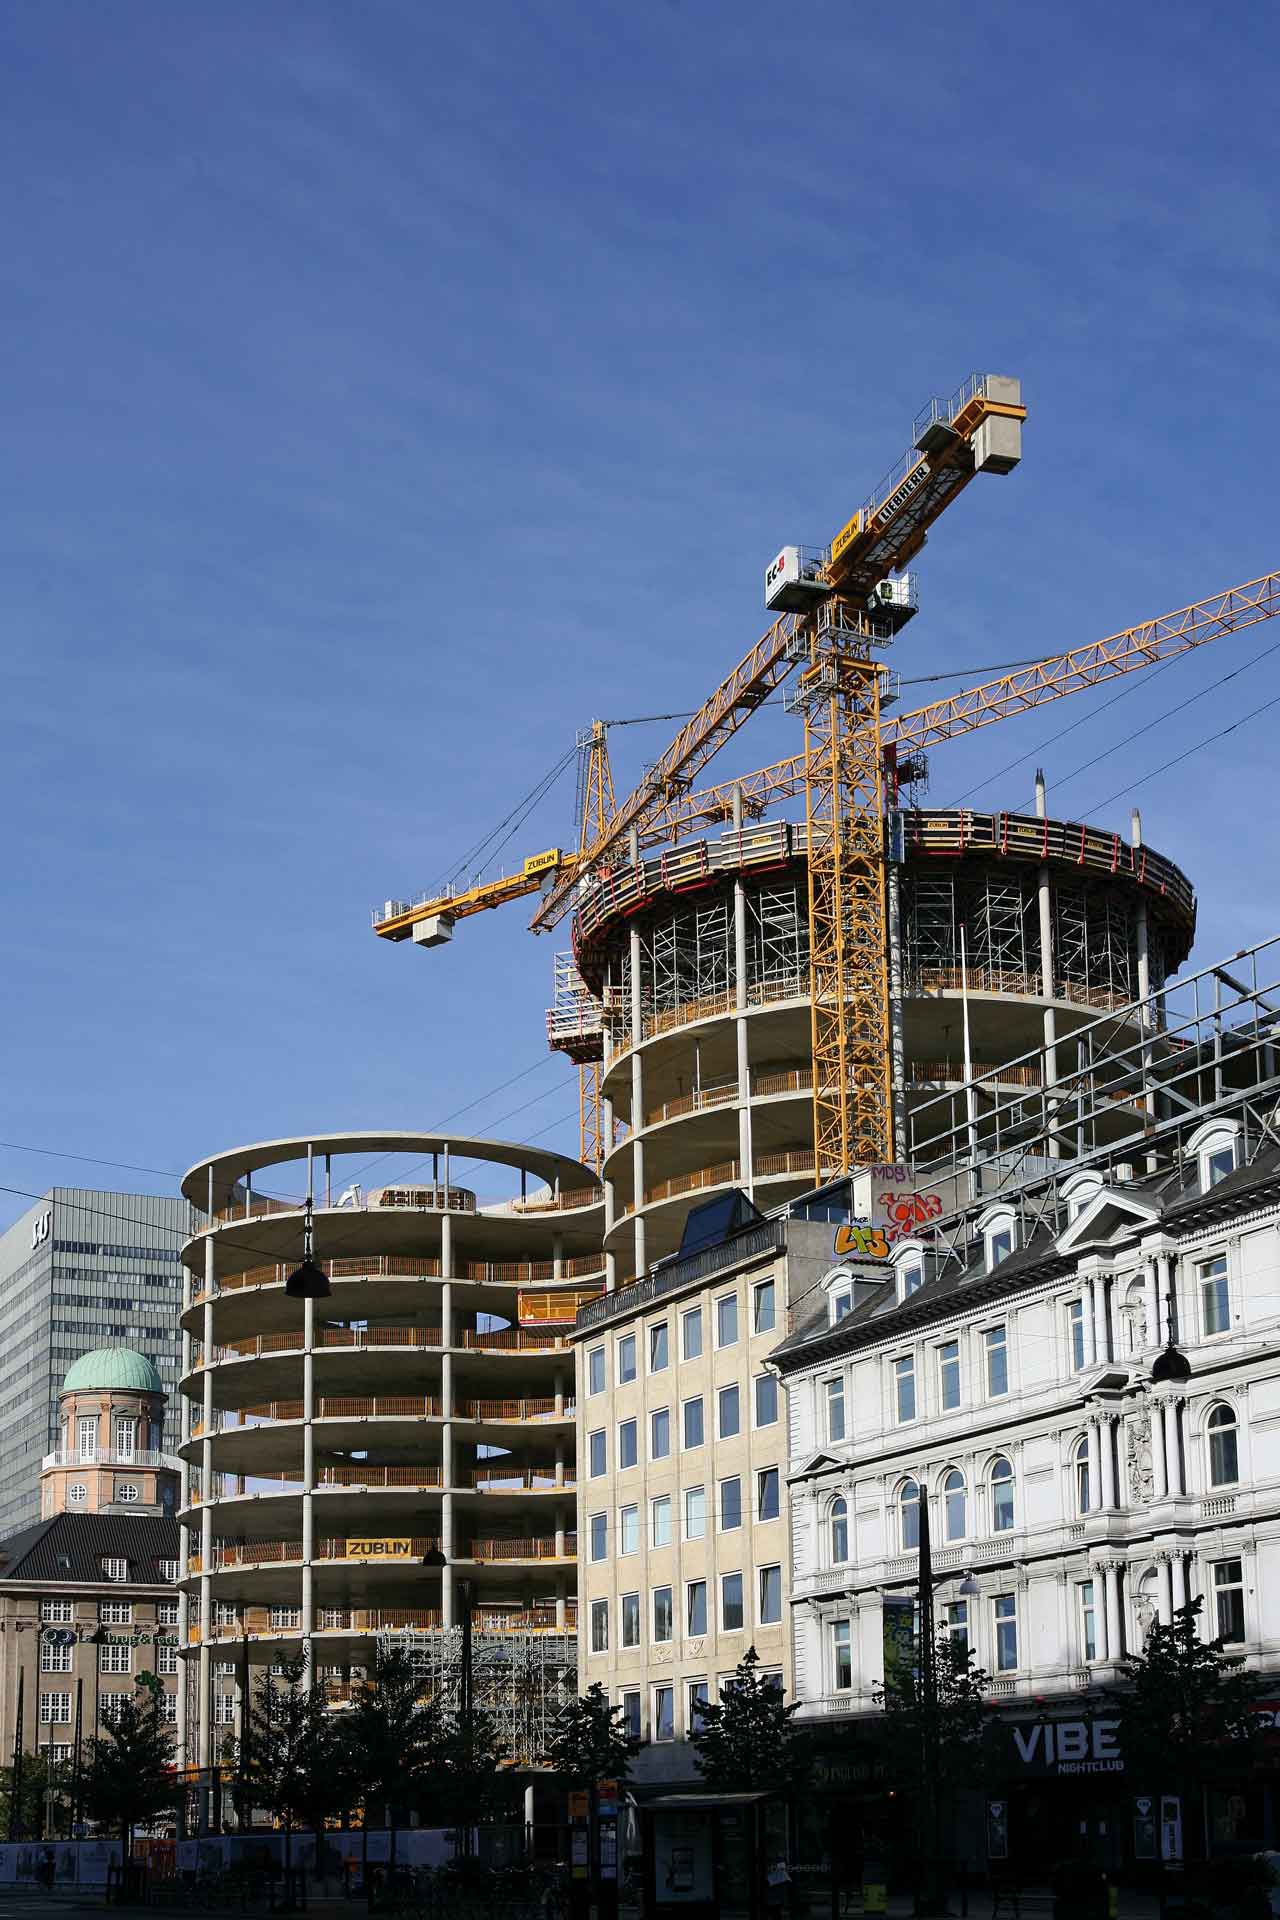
3,0 -> 1279,1225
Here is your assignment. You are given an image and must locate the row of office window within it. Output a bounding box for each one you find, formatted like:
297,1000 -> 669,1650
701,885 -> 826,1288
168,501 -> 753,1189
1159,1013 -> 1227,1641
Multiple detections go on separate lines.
40,1639 -> 179,1674
39,1599 -> 178,1624
616,1669 -> 782,1745
40,1689 -> 177,1724
588,1375 -> 779,1476
586,1283 -> 778,1394
589,1470 -> 782,1558
589,1566 -> 784,1652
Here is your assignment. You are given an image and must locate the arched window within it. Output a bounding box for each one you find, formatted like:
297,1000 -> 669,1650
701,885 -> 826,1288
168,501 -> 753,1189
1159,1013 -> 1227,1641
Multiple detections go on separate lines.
1073,1436 -> 1091,1515
1207,1404 -> 1239,1487
943,1469 -> 966,1541
831,1496 -> 849,1564
899,1479 -> 920,1551
990,1456 -> 1014,1533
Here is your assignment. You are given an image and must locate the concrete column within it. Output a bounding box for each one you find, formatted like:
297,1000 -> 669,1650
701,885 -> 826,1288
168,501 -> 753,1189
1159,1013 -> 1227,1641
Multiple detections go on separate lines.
1035,770 -> 1060,1157
1144,1257 -> 1161,1355
734,876 -> 754,1195
555,1506 -> 567,1557
1172,1553 -> 1189,1613
554,1437 -> 566,1488
555,1575 -> 567,1630
1099,1414 -> 1117,1510
1086,1419 -> 1102,1513
552,1234 -> 564,1282
1152,1396 -> 1169,1501
1162,1399 -> 1182,1496
554,1371 -> 565,1417
1084,1277 -> 1099,1367
1103,1562 -> 1123,1660
525,1781 -> 536,1852
1157,1556 -> 1174,1627
1093,1275 -> 1109,1365
630,924 -> 647,1277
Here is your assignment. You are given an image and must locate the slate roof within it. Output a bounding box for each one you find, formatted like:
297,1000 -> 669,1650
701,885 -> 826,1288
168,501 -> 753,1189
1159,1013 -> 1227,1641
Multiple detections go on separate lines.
0,1512 -> 179,1585
772,1131 -> 1280,1375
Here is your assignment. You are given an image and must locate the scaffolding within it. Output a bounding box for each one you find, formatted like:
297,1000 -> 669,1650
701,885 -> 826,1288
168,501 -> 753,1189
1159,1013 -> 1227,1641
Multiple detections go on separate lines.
375,1626 -> 578,1768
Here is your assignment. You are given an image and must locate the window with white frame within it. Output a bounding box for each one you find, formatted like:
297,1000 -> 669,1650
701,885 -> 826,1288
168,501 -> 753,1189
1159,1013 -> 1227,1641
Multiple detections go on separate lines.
588,1429 -> 606,1478
651,1495 -> 672,1547
832,1619 -> 852,1691
984,1210 -> 1016,1271
158,1559 -> 179,1582
100,1693 -> 131,1726
653,1684 -> 675,1741
990,1455 -> 1014,1532
943,1600 -> 968,1653
68,1483 -> 87,1504
685,1486 -> 706,1539
1197,1126 -> 1238,1193
621,1593 -> 641,1647
114,1417 -> 137,1458
650,1407 -> 671,1459
650,1323 -> 669,1372
717,1293 -> 739,1348
159,1692 -> 177,1723
617,1333 -> 637,1383
683,1395 -> 705,1448
754,1372 -> 778,1427
1078,1580 -> 1098,1662
687,1580 -> 708,1636
992,1592 -> 1019,1670
40,1693 -> 72,1724
99,1600 -> 132,1624
618,1419 -> 638,1468
653,1586 -> 673,1643
590,1512 -> 608,1561
937,1340 -> 961,1412
619,1505 -> 639,1555
754,1280 -> 776,1334
40,1640 -> 73,1673
688,1679 -> 709,1728
588,1347 -> 606,1395
894,1355 -> 916,1424
100,1641 -> 133,1674
1064,1171 -> 1103,1221
829,1270 -> 854,1325
899,1259 -> 923,1302
984,1324 -> 1009,1397
621,1690 -> 641,1740
830,1495 -> 849,1564
721,1572 -> 744,1631
943,1468 -> 966,1541
1068,1299 -> 1087,1371
757,1467 -> 780,1521
1207,1403 -> 1239,1486
1199,1254 -> 1230,1337
1073,1436 -> 1091,1514
590,1600 -> 609,1652
40,1600 -> 74,1622
77,1417 -> 97,1460
826,1376 -> 846,1442
115,1482 -> 139,1503
213,1694 -> 235,1726
759,1564 -> 782,1624
1213,1559 -> 1245,1644
157,1599 -> 179,1625
899,1479 -> 920,1550
102,1558 -> 129,1583
157,1642 -> 179,1675
720,1476 -> 742,1532
718,1385 -> 741,1439
682,1307 -> 702,1360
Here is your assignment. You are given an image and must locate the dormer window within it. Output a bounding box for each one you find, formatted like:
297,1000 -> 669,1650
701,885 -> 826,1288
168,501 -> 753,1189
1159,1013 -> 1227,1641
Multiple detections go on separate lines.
980,1207 -> 1017,1274
892,1243 -> 926,1304
1189,1119 -> 1240,1195
1062,1170 -> 1103,1223
827,1267 -> 855,1326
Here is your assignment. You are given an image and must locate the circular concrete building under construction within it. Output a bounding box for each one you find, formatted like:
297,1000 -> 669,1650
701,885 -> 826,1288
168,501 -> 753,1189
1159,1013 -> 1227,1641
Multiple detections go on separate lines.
568,803 -> 1196,1283
177,1133 -> 602,1771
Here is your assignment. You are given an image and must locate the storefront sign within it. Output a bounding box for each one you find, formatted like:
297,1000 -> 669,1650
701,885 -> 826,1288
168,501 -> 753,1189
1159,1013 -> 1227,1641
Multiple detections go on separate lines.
345,1538 -> 412,1559
986,1801 -> 1009,1861
1160,1796 -> 1183,1863
1133,1797 -> 1157,1860
1003,1716 -> 1123,1777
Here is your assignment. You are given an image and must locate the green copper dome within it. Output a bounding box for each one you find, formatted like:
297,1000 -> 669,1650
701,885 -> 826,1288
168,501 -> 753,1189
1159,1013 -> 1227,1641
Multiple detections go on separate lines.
61,1349 -> 163,1395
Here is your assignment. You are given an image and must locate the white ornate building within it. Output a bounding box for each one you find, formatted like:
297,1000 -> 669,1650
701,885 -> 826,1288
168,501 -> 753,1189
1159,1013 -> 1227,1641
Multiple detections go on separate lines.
772,970 -> 1280,1771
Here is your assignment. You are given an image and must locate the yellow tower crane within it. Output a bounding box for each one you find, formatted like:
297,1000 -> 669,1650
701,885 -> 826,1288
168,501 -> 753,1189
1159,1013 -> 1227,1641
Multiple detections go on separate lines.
373,368 -> 1280,1183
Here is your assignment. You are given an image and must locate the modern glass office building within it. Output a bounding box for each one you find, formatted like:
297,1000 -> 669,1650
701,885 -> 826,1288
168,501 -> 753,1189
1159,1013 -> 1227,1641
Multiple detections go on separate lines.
0,1187 -> 189,1538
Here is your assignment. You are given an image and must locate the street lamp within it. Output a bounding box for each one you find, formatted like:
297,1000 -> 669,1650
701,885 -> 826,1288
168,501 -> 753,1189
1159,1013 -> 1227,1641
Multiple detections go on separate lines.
1150,1290 -> 1191,1385
285,1199 -> 330,1300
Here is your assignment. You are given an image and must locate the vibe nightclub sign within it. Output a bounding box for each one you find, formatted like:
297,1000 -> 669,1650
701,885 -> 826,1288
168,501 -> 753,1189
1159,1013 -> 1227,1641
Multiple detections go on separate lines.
1004,1718 -> 1124,1778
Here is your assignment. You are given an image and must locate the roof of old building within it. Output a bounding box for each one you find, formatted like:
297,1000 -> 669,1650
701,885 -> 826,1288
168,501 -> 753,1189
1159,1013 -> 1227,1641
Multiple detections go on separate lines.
61,1348 -> 163,1395
0,1512 -> 178,1585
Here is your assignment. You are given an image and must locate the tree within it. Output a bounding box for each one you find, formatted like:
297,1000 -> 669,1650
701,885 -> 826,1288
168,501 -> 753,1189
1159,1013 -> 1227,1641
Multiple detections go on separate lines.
690,1647 -> 808,1792
343,1648 -> 444,1869
0,1758 -> 74,1839
224,1656 -> 343,1890
80,1684 -> 180,1878
873,1629 -> 992,1790
1104,1599 -> 1264,1860
547,1683 -> 639,1788
423,1709 -> 517,1841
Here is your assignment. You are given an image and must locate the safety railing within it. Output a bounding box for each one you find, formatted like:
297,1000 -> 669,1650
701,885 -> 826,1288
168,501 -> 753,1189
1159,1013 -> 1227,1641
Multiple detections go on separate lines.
461,1329 -> 565,1352
467,1466 -> 572,1492
210,1536 -> 442,1570
195,1251 -> 603,1303
627,1147 -> 814,1213
463,1536 -> 577,1561
204,1327 -> 444,1362
457,1397 -> 561,1421
509,1186 -> 601,1215
190,1601 -> 577,1643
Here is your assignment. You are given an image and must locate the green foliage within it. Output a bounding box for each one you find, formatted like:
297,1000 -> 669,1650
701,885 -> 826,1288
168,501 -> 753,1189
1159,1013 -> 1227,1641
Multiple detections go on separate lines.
546,1683 -> 638,1788
343,1647 -> 445,1829
0,1759 -> 75,1839
1104,1599 -> 1263,1797
224,1655 -> 347,1843
421,1710 -> 515,1829
80,1685 -> 180,1849
690,1647 -> 807,1793
873,1631 -> 993,1788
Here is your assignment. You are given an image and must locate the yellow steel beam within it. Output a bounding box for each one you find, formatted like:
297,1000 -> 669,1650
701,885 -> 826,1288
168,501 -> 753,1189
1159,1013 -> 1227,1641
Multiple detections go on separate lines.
374,848 -> 568,943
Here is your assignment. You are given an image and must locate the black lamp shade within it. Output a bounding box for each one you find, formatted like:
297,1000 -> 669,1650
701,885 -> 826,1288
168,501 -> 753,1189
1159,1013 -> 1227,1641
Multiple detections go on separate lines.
284,1259 -> 331,1300
1151,1343 -> 1191,1385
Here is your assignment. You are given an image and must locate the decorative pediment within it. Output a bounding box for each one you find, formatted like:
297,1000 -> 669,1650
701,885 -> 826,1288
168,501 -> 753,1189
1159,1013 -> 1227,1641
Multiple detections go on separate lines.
793,1449 -> 845,1482
1056,1185 -> 1160,1255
